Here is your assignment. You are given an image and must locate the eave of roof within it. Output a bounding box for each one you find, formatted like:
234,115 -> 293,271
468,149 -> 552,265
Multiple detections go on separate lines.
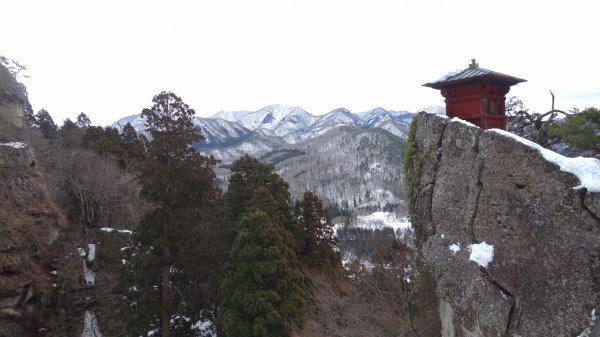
423,60 -> 526,89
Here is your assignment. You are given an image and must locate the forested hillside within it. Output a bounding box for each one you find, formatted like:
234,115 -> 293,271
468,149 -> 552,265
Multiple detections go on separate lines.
1,83 -> 436,336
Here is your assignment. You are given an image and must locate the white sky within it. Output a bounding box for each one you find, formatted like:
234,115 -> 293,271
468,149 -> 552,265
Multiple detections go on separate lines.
2,0 -> 599,126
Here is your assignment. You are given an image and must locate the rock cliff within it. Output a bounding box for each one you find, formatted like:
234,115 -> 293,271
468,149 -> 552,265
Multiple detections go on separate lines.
0,63 -> 25,140
406,112 -> 600,337
0,141 -> 65,336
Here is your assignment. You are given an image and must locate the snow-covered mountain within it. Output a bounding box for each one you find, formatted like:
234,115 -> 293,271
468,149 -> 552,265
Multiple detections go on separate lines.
213,104 -> 316,135
112,104 -> 444,160
110,104 -> 440,227
193,117 -> 254,148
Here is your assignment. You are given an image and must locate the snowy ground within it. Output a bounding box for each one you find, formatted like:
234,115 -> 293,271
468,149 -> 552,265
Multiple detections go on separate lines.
354,211 -> 411,233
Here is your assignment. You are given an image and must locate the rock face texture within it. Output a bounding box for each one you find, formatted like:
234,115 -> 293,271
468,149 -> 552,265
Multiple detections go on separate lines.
406,112 -> 600,337
0,141 -> 65,336
0,63 -> 25,140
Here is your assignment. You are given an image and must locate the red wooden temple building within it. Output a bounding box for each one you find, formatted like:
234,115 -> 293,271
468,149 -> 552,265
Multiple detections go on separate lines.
423,59 -> 526,130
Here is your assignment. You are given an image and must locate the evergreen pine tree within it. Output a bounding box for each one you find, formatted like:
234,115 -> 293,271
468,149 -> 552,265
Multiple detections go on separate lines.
219,156 -> 306,336
82,126 -> 128,165
219,210 -> 305,337
224,155 -> 294,240
293,191 -> 339,267
125,91 -> 219,337
549,107 -> 600,157
34,109 -> 57,139
76,112 -> 91,128
120,122 -> 146,161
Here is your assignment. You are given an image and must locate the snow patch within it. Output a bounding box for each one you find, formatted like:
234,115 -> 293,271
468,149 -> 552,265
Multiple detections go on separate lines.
82,260 -> 95,286
341,251 -> 374,271
489,129 -> 600,192
192,319 -> 216,336
468,242 -> 494,268
451,117 -> 474,127
100,227 -> 133,234
81,310 -> 103,337
87,244 -> 96,262
449,243 -> 460,254
78,247 -> 86,257
0,141 -> 26,148
355,212 -> 411,232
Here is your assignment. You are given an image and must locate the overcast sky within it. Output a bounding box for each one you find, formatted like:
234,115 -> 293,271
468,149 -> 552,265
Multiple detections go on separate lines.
2,0 -> 599,126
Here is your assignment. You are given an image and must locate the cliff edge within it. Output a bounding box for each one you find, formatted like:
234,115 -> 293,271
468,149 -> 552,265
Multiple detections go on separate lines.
406,112 -> 600,337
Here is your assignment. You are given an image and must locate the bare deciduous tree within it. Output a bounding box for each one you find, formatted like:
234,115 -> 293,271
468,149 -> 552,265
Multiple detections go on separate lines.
506,91 -> 571,147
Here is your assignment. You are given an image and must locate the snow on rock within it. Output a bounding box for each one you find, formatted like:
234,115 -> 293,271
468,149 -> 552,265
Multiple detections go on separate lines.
449,243 -> 460,254
87,244 -> 96,262
451,117 -> 474,127
81,310 -> 103,337
0,141 -> 26,148
82,260 -> 95,286
468,242 -> 494,268
78,247 -> 86,257
489,129 -> 600,192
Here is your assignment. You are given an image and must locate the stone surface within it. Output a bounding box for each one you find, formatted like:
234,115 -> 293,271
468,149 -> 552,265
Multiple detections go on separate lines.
0,142 -> 64,336
408,112 -> 600,337
0,142 -> 35,168
0,63 -> 24,139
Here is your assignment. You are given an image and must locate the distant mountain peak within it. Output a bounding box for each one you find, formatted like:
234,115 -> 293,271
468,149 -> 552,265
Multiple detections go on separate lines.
417,105 -> 446,115
111,104 -> 446,161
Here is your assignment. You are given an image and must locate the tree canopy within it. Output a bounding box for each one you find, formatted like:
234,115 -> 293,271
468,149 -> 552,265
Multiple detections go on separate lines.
125,91 -> 219,337
219,210 -> 305,337
549,107 -> 600,157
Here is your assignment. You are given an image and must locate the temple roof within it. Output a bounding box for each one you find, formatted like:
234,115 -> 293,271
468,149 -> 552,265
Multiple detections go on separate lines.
423,59 -> 526,89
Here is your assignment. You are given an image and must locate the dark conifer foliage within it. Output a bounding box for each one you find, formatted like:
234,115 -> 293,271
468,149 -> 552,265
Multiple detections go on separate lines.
34,108 -> 57,139
120,122 -> 146,161
220,155 -> 307,336
82,126 -> 127,165
124,91 -> 219,337
219,210 -> 305,337
224,155 -> 294,237
549,107 -> 600,157
293,191 -> 339,267
76,112 -> 91,128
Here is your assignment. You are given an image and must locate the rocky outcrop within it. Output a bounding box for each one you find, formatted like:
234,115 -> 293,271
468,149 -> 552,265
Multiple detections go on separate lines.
0,141 -> 64,336
0,63 -> 25,140
0,141 -> 36,168
406,112 -> 600,337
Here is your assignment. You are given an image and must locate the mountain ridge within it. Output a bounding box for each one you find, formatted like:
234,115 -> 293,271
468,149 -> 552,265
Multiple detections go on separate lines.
112,104 -> 444,161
